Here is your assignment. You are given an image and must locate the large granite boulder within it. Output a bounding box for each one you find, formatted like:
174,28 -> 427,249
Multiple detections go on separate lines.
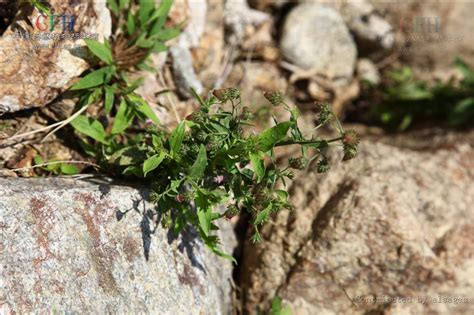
0,178 -> 236,314
241,138 -> 474,314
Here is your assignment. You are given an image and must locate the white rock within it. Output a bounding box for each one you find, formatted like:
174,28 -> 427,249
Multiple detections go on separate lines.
280,3 -> 357,84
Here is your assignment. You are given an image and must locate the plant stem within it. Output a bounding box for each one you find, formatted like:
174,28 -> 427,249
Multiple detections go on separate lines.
275,136 -> 342,147
4,160 -> 101,173
41,103 -> 91,143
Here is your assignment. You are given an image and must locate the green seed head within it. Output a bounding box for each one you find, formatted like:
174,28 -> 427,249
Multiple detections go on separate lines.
263,91 -> 284,106
315,102 -> 333,125
317,158 -> 330,173
289,156 -> 307,170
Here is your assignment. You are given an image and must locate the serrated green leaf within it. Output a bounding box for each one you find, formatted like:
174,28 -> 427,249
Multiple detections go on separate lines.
84,39 -> 113,65
169,121 -> 185,158
249,151 -> 264,182
258,121 -> 293,152
104,86 -> 115,113
254,204 -> 272,225
143,151 -> 166,176
190,145 -> 207,178
71,115 -> 109,144
71,66 -> 113,90
112,99 -> 134,135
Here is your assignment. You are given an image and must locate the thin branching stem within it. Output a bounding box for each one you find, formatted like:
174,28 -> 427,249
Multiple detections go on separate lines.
275,136 -> 343,147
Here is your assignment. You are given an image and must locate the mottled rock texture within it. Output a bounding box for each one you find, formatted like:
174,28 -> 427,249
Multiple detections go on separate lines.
280,3 -> 357,85
0,1 -> 111,113
241,140 -> 474,314
1,178 -> 235,314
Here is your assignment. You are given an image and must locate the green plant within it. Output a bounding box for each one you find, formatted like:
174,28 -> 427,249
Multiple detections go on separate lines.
44,0 -> 359,259
370,58 -> 474,130
67,0 -> 180,162
70,86 -> 358,259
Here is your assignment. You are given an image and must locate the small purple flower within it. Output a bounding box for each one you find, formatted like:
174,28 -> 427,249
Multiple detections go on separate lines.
145,119 -> 154,127
214,175 -> 225,185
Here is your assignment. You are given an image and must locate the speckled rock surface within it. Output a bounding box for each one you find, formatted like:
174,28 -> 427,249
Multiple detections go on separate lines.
0,178 -> 235,314
241,140 -> 474,314
0,1 -> 111,113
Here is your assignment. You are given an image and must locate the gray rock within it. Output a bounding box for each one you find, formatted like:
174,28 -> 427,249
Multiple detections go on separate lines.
241,139 -> 474,314
0,178 -> 235,314
0,1 -> 111,113
280,3 -> 357,84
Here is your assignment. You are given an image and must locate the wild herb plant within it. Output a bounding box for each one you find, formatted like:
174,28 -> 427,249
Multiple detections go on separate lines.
41,0 -> 360,259
369,58 -> 474,130
70,85 -> 358,259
